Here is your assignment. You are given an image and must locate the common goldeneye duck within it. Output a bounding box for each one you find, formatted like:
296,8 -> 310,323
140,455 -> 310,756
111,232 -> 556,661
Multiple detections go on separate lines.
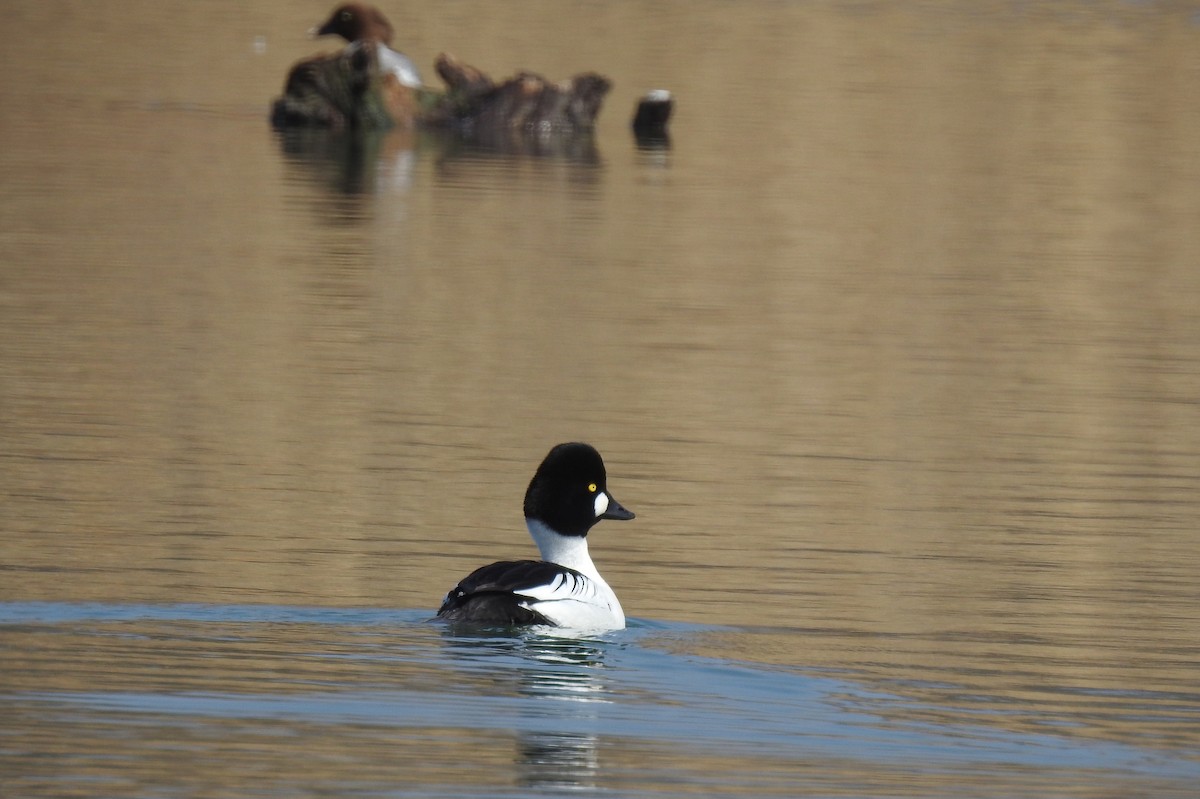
437,443 -> 635,631
312,3 -> 423,88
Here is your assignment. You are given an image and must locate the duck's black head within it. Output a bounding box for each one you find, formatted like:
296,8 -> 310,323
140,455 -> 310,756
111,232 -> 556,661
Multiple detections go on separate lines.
523,443 -> 634,538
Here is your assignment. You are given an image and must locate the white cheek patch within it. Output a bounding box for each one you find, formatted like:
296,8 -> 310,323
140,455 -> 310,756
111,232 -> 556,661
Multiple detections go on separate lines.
594,491 -> 610,517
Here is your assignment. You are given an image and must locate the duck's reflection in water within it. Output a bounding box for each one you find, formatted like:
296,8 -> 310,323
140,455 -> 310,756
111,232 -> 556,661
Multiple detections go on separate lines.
273,125 -> 602,200
274,127 -> 418,196
517,731 -> 600,791
439,627 -> 615,791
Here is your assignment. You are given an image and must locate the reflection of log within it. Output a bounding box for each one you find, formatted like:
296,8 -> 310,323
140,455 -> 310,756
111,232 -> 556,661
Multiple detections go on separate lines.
271,45 -> 610,134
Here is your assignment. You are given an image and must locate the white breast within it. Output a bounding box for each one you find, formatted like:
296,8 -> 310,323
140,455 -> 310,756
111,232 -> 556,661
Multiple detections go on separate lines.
522,518 -> 625,630
519,570 -> 625,631
378,46 -> 422,88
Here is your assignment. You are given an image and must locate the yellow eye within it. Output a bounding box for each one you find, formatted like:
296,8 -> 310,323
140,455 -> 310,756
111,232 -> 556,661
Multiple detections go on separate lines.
588,483 -> 598,493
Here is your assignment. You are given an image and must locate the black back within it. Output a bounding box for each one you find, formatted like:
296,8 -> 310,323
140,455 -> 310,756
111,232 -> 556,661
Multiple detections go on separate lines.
436,560 -> 586,624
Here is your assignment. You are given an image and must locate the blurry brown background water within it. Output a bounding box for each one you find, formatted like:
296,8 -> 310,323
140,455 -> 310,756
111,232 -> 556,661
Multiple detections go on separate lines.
2,0 -> 1199,796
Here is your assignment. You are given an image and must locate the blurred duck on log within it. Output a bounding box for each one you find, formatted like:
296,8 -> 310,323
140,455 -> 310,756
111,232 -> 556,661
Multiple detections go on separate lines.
271,3 -> 613,133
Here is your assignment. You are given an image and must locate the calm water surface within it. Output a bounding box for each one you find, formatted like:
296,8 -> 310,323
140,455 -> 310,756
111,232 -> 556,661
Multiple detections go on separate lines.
3,0 -> 1200,796
3,602 -> 1198,797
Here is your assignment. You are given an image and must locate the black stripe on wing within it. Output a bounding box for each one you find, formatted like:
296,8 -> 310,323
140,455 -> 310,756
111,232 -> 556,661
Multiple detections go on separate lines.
436,560 -> 586,625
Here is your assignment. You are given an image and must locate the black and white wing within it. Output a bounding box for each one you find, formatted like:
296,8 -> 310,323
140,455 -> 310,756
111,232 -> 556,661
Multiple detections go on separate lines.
436,560 -> 590,625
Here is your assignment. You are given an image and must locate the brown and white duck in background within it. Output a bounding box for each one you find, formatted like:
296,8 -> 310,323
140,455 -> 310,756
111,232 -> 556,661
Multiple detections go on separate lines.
311,2 -> 423,88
